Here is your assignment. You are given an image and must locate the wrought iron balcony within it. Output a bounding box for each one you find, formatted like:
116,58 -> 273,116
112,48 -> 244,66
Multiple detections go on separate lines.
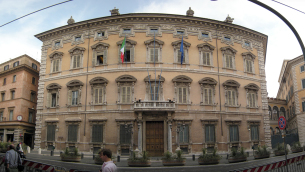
134,100 -> 175,111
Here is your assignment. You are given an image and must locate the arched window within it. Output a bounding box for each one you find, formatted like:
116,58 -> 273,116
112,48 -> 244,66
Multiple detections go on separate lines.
280,107 -> 286,118
223,80 -> 240,107
272,106 -> 279,120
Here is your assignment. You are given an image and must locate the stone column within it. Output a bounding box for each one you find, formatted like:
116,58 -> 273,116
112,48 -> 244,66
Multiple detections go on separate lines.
138,122 -> 142,152
168,122 -> 172,152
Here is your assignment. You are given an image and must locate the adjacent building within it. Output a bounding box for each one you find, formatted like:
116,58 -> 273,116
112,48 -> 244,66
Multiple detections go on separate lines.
34,8 -> 269,155
0,55 -> 40,148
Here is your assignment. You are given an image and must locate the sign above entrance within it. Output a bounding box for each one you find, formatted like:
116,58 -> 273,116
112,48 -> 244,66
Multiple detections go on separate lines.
278,116 -> 286,130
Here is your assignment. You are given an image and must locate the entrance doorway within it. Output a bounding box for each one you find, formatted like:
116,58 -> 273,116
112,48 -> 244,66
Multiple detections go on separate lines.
146,121 -> 164,156
7,134 -> 14,142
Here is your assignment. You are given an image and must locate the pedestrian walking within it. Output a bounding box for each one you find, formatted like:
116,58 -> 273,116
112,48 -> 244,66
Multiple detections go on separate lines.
5,144 -> 22,172
99,149 -> 117,172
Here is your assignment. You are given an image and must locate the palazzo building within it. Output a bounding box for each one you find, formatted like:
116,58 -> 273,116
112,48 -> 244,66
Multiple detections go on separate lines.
0,55 -> 40,148
34,8 -> 269,155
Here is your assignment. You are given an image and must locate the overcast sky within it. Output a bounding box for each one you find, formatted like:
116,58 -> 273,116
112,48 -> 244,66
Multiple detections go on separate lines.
0,0 -> 304,98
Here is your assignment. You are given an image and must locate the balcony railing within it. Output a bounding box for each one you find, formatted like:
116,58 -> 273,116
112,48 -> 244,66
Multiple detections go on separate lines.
134,101 -> 175,111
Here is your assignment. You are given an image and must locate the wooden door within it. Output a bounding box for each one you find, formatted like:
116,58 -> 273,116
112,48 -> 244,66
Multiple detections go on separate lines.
146,121 -> 164,156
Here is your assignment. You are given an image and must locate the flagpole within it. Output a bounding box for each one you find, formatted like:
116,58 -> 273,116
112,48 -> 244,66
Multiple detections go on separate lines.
125,34 -> 127,68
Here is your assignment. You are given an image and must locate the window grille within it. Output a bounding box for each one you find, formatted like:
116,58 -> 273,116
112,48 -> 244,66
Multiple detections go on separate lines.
229,125 -> 239,142
68,125 -> 78,142
47,125 -> 56,141
205,125 -> 215,142
92,125 -> 103,142
120,125 -> 131,144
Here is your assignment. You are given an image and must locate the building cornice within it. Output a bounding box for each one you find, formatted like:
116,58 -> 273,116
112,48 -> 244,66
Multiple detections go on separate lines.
0,64 -> 39,77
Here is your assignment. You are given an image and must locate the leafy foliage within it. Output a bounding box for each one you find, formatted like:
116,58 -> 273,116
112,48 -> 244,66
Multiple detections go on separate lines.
292,142 -> 302,149
162,150 -> 185,161
229,147 -> 246,158
254,145 -> 270,156
128,151 -> 150,162
61,147 -> 81,157
198,148 -> 221,161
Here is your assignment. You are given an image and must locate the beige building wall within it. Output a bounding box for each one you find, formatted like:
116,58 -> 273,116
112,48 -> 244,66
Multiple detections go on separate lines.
34,10 -> 269,155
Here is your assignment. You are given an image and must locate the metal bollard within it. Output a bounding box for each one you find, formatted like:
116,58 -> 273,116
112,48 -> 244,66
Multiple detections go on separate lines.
50,150 -> 54,156
117,155 -> 120,162
192,154 -> 195,161
93,154 -> 95,160
81,153 -> 84,159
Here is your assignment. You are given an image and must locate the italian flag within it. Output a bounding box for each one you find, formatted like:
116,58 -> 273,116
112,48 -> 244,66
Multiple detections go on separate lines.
120,37 -> 126,63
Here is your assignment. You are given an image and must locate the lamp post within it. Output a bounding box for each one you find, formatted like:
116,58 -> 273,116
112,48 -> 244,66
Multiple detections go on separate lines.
175,123 -> 185,152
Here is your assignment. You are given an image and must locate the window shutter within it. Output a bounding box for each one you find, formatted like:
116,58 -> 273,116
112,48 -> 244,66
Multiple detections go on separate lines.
121,87 -> 126,103
94,89 -> 98,104
249,61 -> 253,73
208,89 -> 212,104
47,92 -> 51,108
178,87 -> 182,103
232,91 -> 236,105
55,59 -> 59,72
130,47 -> 135,62
127,87 -> 131,103
228,91 -> 232,105
77,90 -> 81,105
104,50 -> 107,64
118,47 -> 122,63
68,90 -> 72,105
206,53 -> 210,65
202,52 -> 207,65
183,87 -> 187,103
93,52 -> 97,66
226,55 -> 229,68
205,125 -> 209,142
177,50 -> 181,63
52,60 -> 56,72
204,89 -> 208,104
211,125 -> 215,142
251,94 -> 255,107
77,55 -> 80,68
99,88 -> 103,103
150,49 -> 154,62
73,56 -> 76,68
56,91 -> 59,106
229,56 -> 233,68
248,93 -> 251,107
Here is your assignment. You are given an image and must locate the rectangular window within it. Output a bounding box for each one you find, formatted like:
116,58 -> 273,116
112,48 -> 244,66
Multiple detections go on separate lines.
244,42 -> 250,47
179,125 -> 189,143
227,90 -> 236,106
0,111 -> 3,122
52,59 -> 60,72
205,125 -> 215,142
55,42 -> 60,46
202,33 -> 209,38
150,86 -> 160,101
9,110 -> 13,121
225,55 -> 233,68
13,61 -> 19,67
3,78 -> 6,85
32,77 -> 36,85
30,92 -> 35,102
73,55 -> 81,68
251,125 -> 259,141
229,125 -> 239,142
150,28 -> 158,33
97,32 -> 104,37
28,110 -> 33,123
177,49 -> 186,63
301,65 -> 305,72
75,36 -> 81,41
246,60 -> 253,73
94,88 -> 104,104
302,101 -> 305,112
149,48 -> 159,62
68,125 -> 78,142
11,91 -> 15,100
123,49 -> 131,62
177,30 -> 184,35
121,86 -> 131,103
51,93 -> 57,107
302,79 -> 305,89
72,91 -> 78,105
202,52 -> 211,65
123,29 -> 131,34
224,37 -> 231,41
204,88 -> 212,105
13,75 -> 16,82
4,65 -> 9,71
120,125 -> 131,144
248,93 -> 256,107
178,87 -> 187,103
1,93 -> 5,101
32,63 -> 37,70
47,125 -> 56,141
96,54 -> 104,65
92,124 -> 103,142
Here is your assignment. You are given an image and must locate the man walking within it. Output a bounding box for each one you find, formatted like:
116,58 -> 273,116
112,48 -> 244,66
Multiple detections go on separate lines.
5,144 -> 22,172
99,149 -> 117,172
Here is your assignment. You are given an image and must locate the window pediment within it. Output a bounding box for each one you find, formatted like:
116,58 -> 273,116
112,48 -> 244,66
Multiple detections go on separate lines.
91,42 -> 110,50
115,75 -> 137,83
66,80 -> 84,87
197,43 -> 215,51
223,80 -> 240,88
144,39 -> 164,46
244,83 -> 259,91
144,75 -> 165,82
116,39 -> 137,46
49,51 -> 64,59
89,77 -> 108,85
242,52 -> 256,59
46,83 -> 62,90
172,75 -> 192,83
68,46 -> 86,55
220,46 -> 237,55
199,77 -> 217,85
171,40 -> 191,47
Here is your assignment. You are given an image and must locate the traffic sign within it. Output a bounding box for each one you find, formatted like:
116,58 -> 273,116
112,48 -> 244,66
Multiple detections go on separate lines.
278,116 -> 286,130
